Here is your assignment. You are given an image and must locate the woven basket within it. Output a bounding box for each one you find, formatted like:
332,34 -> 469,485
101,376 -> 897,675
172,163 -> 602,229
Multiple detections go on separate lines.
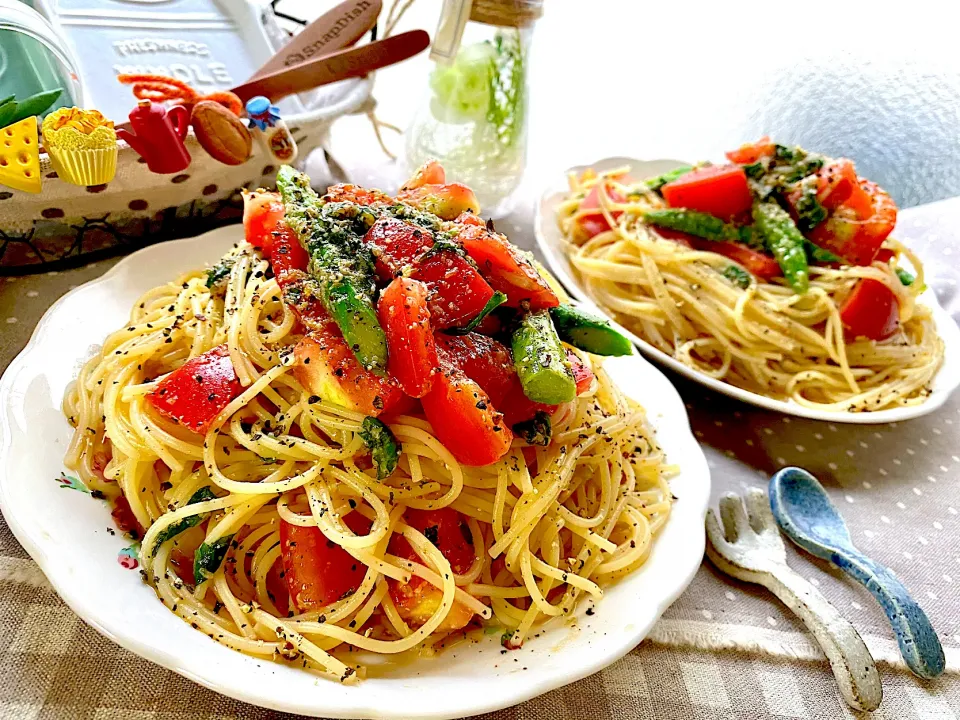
0,78 -> 372,273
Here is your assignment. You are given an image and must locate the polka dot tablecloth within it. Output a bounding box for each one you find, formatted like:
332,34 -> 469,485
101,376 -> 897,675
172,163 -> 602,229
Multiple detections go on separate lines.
1,199 -> 959,719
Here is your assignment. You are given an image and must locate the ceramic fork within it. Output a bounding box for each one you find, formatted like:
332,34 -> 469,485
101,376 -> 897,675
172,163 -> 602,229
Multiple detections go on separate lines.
705,489 -> 882,712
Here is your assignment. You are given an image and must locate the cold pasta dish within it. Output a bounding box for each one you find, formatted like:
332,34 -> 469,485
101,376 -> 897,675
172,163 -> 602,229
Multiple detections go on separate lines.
63,162 -> 672,683
557,138 -> 943,412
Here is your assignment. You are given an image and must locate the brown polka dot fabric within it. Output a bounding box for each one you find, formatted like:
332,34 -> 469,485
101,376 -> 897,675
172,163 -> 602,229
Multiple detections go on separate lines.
0,96 -> 331,271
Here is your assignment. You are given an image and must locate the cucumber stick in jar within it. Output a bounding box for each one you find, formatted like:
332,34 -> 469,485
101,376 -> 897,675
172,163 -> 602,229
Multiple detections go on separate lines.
512,311 -> 576,404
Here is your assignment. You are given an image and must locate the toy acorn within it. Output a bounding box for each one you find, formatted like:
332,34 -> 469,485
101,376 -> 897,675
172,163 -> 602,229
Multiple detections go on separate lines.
117,100 -> 190,174
191,100 -> 251,166
42,107 -> 118,186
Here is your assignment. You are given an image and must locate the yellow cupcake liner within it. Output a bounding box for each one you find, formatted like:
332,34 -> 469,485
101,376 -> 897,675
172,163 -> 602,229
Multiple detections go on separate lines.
46,144 -> 118,186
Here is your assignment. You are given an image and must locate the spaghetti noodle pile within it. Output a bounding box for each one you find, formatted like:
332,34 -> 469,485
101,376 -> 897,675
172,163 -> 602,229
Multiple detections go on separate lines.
557,169 -> 943,412
63,242 -> 672,682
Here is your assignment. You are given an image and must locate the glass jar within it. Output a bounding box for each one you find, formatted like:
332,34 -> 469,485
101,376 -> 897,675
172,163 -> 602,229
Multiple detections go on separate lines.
0,0 -> 83,115
404,0 -> 542,218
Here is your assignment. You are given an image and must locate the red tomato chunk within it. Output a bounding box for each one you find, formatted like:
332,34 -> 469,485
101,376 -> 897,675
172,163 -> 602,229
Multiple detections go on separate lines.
421,349 -> 513,467
378,277 -> 438,398
839,279 -> 900,341
280,512 -> 371,611
146,344 -> 244,434
388,508 -> 476,630
662,165 -> 753,220
456,224 -> 559,309
363,217 -> 495,328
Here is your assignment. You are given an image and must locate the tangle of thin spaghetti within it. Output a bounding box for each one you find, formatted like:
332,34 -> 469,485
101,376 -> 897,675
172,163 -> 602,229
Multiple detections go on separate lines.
557,168 -> 944,412
63,241 -> 673,682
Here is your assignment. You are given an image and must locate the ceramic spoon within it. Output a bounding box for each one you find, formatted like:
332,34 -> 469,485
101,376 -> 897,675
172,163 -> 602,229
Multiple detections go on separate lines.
769,467 -> 946,679
705,488 -> 882,712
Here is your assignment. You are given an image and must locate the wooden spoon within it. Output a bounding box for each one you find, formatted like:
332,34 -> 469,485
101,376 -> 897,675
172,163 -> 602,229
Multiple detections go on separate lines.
231,30 -> 430,104
249,0 -> 382,81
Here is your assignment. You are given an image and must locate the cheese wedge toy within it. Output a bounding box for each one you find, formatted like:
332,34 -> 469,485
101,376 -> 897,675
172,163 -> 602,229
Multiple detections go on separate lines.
0,117 -> 41,193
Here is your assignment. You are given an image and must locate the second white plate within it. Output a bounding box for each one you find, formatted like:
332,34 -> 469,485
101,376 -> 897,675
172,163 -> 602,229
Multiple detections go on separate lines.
535,156 -> 960,424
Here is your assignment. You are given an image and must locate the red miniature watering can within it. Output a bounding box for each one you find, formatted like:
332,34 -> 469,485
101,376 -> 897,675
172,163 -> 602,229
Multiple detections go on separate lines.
116,101 -> 191,174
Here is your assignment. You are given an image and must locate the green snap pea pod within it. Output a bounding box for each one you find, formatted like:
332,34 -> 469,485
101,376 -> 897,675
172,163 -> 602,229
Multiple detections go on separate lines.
0,97 -> 15,128
752,202 -> 810,294
359,417 -> 401,480
548,304 -> 632,356
511,310 -> 576,405
643,208 -> 739,242
276,166 -> 387,374
9,88 -> 62,124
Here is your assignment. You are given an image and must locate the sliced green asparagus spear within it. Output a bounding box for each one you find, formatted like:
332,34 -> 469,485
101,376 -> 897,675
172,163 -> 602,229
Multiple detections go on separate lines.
359,417 -> 401,480
752,202 -> 809,294
512,310 -> 576,404
896,268 -> 916,286
804,240 -> 843,265
722,265 -> 752,289
640,165 -> 695,193
276,166 -> 387,374
549,304 -> 632,356
643,208 -> 740,242
737,223 -> 765,249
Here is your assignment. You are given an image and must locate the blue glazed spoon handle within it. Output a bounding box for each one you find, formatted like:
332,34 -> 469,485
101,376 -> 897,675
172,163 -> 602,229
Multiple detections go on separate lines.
832,549 -> 945,678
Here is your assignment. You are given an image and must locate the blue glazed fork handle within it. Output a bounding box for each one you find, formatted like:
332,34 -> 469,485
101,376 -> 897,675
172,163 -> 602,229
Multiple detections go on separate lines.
833,550 -> 945,678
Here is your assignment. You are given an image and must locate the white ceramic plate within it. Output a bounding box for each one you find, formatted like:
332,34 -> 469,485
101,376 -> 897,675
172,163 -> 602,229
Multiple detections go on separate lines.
535,156 -> 960,424
0,227 -> 711,719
